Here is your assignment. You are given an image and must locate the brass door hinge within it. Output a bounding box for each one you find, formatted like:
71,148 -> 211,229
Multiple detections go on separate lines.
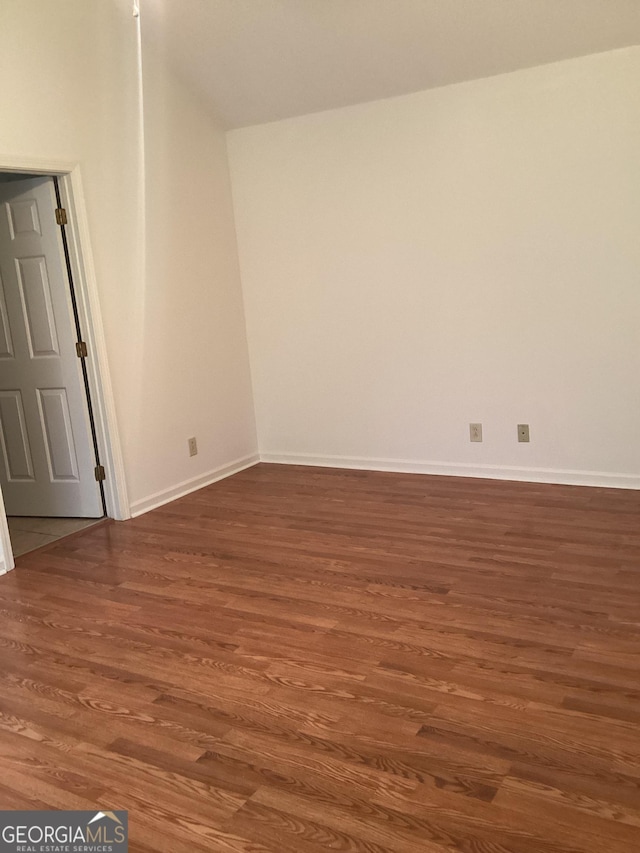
55,207 -> 68,226
76,341 -> 88,358
94,465 -> 106,482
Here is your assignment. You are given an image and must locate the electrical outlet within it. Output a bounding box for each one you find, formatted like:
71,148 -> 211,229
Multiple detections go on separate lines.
517,424 -> 530,443
469,423 -> 482,442
188,436 -> 198,457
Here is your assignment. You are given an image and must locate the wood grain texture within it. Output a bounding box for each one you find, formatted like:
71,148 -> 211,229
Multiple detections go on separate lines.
0,463 -> 639,852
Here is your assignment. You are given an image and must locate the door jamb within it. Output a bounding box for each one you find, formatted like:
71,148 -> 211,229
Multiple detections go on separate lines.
0,156 -> 130,574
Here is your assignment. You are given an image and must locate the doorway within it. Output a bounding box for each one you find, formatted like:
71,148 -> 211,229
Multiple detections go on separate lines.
0,159 -> 129,572
0,173 -> 104,555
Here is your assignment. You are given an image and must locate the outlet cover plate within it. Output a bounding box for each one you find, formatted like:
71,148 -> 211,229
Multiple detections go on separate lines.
517,424 -> 530,443
469,423 -> 483,442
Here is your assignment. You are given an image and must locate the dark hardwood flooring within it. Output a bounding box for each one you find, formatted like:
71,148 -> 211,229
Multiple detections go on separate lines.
1,463 -> 639,852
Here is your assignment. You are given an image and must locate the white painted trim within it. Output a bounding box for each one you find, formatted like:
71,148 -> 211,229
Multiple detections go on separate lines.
0,155 -> 79,176
129,454 -> 260,517
260,452 -> 640,490
0,485 -> 13,574
58,172 -> 130,520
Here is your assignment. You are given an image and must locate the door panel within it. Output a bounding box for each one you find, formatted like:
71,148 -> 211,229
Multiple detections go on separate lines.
6,198 -> 42,239
0,177 -> 102,517
0,390 -> 35,480
37,388 -> 80,481
16,255 -> 60,357
0,276 -> 14,358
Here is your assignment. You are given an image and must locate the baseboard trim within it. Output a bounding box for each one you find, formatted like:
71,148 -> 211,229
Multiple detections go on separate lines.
260,452 -> 640,490
127,450 -> 639,518
130,454 -> 260,517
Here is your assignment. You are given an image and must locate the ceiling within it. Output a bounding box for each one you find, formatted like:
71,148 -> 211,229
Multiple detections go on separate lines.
142,0 -> 640,129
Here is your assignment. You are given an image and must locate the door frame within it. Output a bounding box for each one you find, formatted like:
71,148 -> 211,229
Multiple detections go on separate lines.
0,155 -> 130,573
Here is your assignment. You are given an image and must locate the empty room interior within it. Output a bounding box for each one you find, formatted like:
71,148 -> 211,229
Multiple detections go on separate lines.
0,1 -> 639,851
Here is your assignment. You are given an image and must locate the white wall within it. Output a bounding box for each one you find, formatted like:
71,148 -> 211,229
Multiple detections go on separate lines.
133,11 -> 257,513
0,0 -> 141,522
0,0 -> 258,524
228,47 -> 640,488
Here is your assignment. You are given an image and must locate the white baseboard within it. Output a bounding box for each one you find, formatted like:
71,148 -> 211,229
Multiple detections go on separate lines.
130,454 -> 260,517
260,452 -> 640,490
126,449 -> 639,519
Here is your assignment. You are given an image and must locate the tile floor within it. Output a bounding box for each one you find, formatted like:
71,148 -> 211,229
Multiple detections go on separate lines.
7,516 -> 104,557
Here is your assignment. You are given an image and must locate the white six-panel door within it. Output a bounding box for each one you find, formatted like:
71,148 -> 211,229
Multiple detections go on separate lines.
0,177 -> 102,517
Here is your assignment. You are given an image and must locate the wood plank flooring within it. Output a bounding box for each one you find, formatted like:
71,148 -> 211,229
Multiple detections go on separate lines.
0,462 -> 639,852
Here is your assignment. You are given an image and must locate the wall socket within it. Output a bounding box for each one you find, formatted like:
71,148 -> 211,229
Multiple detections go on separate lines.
188,436 -> 198,457
469,423 -> 482,442
517,424 -> 530,443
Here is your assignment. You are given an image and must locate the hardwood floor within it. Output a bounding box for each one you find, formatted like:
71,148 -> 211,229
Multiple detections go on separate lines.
0,462 -> 639,852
